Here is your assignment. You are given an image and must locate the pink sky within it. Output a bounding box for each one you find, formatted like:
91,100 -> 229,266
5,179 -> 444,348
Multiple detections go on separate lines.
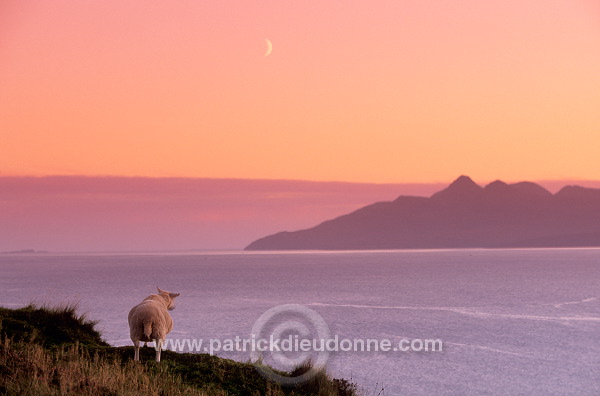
0,177 -> 442,251
1,2 -> 600,251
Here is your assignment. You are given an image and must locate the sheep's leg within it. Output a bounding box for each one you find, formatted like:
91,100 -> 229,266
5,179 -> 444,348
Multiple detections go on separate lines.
155,339 -> 164,362
133,340 -> 140,361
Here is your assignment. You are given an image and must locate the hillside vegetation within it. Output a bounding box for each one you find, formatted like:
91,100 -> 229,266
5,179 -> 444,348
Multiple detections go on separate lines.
0,304 -> 358,396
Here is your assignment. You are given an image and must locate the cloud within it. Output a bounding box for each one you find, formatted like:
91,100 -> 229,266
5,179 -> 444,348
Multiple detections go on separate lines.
0,176 -> 444,252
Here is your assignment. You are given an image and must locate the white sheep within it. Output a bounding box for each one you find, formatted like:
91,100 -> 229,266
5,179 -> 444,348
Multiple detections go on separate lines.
128,287 -> 180,362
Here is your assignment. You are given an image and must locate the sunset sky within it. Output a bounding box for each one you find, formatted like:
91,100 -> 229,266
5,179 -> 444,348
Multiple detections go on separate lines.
2,0 -> 599,183
1,1 -> 600,251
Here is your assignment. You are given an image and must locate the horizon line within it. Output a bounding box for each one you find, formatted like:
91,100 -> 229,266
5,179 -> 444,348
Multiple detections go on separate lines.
1,173 -> 600,186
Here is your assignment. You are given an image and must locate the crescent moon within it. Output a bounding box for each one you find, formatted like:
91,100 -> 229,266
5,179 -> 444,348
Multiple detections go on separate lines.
265,38 -> 272,57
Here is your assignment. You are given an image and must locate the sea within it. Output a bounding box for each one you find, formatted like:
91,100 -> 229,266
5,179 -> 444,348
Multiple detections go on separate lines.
0,249 -> 599,395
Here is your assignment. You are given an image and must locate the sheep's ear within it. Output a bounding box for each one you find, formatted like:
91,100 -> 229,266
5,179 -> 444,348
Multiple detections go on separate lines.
170,292 -> 180,298
157,287 -> 165,294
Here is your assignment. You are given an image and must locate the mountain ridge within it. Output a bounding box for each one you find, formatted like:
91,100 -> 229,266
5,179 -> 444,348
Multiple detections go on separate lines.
245,176 -> 600,250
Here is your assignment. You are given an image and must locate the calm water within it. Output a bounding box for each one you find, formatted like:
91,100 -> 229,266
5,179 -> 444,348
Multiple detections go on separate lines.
1,249 -> 599,395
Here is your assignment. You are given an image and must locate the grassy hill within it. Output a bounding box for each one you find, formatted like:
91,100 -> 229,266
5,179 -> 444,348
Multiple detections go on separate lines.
0,304 -> 358,396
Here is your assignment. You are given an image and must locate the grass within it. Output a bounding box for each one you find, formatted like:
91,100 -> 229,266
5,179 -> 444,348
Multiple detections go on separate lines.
0,304 -> 359,396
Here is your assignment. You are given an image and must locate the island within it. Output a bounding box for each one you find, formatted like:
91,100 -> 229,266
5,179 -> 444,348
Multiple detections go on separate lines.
245,176 -> 600,250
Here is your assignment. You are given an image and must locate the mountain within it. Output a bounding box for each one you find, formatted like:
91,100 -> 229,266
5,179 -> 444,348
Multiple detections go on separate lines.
244,176 -> 600,250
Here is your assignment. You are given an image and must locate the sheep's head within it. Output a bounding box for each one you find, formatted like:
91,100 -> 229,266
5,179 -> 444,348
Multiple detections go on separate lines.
157,287 -> 180,311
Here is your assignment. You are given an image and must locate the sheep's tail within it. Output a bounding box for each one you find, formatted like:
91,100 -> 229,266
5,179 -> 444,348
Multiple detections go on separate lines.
143,321 -> 153,339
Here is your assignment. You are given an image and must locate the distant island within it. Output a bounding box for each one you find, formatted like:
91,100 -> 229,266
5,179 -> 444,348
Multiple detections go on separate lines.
245,175 -> 600,250
1,249 -> 48,254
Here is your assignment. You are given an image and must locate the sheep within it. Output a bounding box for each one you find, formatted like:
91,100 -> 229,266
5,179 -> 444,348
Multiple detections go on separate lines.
128,287 -> 180,362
